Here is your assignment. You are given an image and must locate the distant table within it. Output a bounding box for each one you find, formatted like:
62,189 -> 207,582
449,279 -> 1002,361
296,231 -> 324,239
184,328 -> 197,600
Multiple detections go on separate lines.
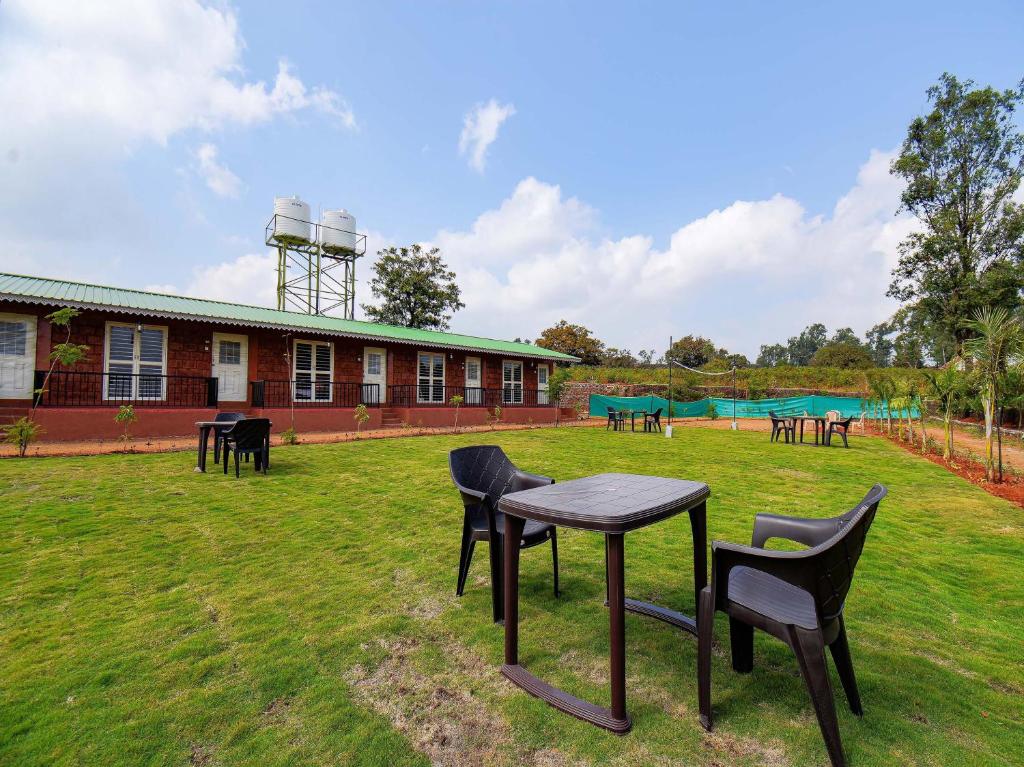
194,419 -> 272,472
629,410 -> 648,432
794,415 -> 828,445
498,473 -> 710,734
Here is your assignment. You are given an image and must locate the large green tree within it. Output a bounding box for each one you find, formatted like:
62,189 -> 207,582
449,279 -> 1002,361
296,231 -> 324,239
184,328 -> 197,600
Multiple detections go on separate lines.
666,335 -> 717,368
536,320 -> 604,365
786,323 -> 828,365
888,73 -> 1024,355
361,245 -> 465,330
811,342 -> 874,369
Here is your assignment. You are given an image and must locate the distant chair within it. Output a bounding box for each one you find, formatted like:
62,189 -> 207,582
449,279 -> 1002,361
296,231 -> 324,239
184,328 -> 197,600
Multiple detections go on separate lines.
644,407 -> 663,433
221,418 -> 271,477
698,485 -> 888,767
212,411 -> 246,465
768,411 -> 794,443
448,445 -> 559,623
826,416 -> 854,448
825,409 -> 841,423
606,406 -> 626,431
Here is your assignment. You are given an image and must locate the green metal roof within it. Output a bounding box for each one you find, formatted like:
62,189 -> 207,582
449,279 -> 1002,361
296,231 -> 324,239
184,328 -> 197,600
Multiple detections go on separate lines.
0,273 -> 578,362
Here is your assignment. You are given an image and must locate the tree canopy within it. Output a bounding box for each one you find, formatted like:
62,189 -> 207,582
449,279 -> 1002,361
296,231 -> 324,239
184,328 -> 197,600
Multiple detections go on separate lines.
535,320 -> 605,365
888,73 -> 1024,357
361,245 -> 465,330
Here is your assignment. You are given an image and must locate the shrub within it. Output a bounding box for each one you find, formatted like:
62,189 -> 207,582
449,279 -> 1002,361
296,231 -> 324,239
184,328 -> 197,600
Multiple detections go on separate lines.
280,427 -> 299,445
2,417 -> 43,457
114,405 -> 137,452
705,401 -> 719,420
354,403 -> 370,432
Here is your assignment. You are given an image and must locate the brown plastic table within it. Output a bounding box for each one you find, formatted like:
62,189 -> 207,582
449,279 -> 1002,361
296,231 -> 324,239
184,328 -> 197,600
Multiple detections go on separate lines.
498,473 -> 710,734
794,415 -> 828,445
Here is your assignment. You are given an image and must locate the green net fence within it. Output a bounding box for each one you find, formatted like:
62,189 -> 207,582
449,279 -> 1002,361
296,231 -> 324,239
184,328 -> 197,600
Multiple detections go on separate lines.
588,393 -> 918,419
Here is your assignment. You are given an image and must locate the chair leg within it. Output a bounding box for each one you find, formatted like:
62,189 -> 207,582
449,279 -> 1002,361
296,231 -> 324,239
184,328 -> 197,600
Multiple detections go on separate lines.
234,450 -> 240,478
841,430 -> 849,448
223,445 -> 228,474
487,531 -> 504,624
697,586 -> 715,731
792,627 -> 847,767
829,616 -> 863,716
456,519 -> 475,596
729,617 -> 754,673
550,528 -> 559,598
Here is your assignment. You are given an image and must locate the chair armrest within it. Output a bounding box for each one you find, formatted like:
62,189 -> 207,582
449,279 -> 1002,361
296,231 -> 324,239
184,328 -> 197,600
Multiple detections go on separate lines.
751,513 -> 842,549
513,469 -> 555,491
711,541 -> 813,601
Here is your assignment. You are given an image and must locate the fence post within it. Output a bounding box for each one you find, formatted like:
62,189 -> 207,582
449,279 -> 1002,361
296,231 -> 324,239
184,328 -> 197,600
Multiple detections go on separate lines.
206,377 -> 219,408
251,380 -> 265,408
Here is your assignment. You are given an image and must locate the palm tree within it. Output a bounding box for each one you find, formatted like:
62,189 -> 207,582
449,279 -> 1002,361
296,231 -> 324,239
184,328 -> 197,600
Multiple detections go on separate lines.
923,364 -> 966,460
964,308 -> 1023,482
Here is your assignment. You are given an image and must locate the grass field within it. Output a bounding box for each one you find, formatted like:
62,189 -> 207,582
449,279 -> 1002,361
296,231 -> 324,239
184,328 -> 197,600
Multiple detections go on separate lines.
2,428 -> 1022,766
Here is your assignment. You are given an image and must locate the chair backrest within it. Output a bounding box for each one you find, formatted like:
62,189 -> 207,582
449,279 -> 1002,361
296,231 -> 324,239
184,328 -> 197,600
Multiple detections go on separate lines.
826,409 -> 841,423
448,445 -> 520,512
224,418 -> 270,450
650,407 -> 663,419
607,406 -> 617,417
804,484 -> 887,621
215,411 -> 246,423
768,410 -> 784,423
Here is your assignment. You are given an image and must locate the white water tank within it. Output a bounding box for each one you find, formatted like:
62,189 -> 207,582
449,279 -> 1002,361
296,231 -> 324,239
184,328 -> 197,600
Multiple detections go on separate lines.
320,208 -> 357,252
272,196 -> 312,243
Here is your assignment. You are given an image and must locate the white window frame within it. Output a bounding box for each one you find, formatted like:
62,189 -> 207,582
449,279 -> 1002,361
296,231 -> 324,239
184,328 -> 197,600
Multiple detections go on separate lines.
292,339 -> 333,403
103,321 -> 168,402
417,350 -> 446,404
502,359 -> 523,405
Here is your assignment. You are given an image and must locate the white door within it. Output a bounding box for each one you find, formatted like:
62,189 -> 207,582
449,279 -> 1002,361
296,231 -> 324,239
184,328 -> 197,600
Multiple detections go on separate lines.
0,313 -> 37,399
537,364 -> 550,405
363,347 -> 386,404
464,356 -> 482,405
502,360 -> 523,404
212,333 -> 248,402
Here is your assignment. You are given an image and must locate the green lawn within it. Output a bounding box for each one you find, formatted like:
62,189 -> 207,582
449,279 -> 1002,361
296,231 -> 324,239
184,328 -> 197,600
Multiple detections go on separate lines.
1,428 -> 1022,766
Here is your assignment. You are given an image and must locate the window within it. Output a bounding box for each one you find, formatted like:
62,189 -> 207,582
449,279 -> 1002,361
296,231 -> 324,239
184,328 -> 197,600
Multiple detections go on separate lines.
219,340 -> 241,365
0,321 -> 27,357
418,352 -> 445,403
366,352 -> 382,376
538,365 -> 548,386
503,360 -> 523,404
293,340 -> 333,402
104,323 -> 167,401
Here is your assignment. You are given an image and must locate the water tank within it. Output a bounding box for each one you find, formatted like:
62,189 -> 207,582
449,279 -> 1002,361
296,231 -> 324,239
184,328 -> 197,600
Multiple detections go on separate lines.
272,196 -> 312,243
320,208 -> 357,253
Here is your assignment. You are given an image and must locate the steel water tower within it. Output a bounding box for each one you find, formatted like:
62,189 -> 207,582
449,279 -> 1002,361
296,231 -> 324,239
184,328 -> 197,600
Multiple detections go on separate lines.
266,196 -> 366,317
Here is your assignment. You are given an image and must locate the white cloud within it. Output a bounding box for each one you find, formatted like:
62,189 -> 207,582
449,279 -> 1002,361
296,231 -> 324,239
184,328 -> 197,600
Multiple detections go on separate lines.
195,143 -> 242,198
432,149 -> 917,357
459,99 -> 516,173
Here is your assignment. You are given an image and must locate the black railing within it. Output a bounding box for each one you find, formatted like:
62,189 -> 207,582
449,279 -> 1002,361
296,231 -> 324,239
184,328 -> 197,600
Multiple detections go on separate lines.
33,370 -> 218,408
388,385 -> 553,408
250,380 -> 380,408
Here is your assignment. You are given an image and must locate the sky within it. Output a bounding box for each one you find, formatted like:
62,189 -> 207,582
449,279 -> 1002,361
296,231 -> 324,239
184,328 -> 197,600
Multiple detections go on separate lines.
1,1 -> 1022,359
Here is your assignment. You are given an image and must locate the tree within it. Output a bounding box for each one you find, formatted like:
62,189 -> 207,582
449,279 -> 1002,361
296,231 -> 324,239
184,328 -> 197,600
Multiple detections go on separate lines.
830,327 -> 861,346
756,343 -> 788,367
535,320 -> 604,365
812,342 -> 874,369
600,347 -> 638,367
786,323 -> 828,366
888,73 -> 1024,355
964,307 -> 1023,481
361,244 -> 465,330
667,335 -> 717,368
923,364 -> 967,459
864,322 -> 895,366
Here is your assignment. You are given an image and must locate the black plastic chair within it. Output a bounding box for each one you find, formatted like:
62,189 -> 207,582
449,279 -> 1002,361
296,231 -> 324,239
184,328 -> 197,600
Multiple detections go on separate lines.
222,418 -> 271,477
607,407 -> 625,431
644,407 -> 663,433
212,412 -> 246,465
769,411 -> 794,443
448,445 -> 559,623
698,484 -> 887,767
826,416 -> 854,448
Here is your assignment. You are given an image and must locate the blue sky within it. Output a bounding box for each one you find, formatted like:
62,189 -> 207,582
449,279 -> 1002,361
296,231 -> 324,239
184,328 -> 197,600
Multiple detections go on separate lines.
1,1 -> 1022,357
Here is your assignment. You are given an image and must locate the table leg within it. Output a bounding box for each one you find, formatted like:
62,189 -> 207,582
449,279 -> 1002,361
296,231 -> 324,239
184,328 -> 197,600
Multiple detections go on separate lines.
489,526 -> 506,624
607,533 -> 628,726
799,419 -> 805,444
690,501 -> 708,611
195,426 -> 209,472
503,514 -> 525,663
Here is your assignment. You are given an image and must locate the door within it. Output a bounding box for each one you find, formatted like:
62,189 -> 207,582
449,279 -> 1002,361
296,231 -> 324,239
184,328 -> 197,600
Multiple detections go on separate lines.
502,360 -> 523,404
537,363 -> 550,405
417,352 -> 445,403
362,347 -> 386,404
0,313 -> 37,399
464,356 -> 482,405
212,333 -> 248,402
293,340 -> 333,402
104,322 -> 167,401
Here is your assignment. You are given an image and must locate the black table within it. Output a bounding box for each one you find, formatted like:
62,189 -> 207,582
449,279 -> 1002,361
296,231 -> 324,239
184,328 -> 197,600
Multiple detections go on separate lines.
195,419 -> 272,472
629,410 -> 648,432
498,473 -> 710,734
794,415 -> 828,445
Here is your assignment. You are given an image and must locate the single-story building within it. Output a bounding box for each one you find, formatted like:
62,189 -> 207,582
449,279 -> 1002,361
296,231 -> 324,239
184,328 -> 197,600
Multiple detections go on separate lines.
0,273 -> 578,441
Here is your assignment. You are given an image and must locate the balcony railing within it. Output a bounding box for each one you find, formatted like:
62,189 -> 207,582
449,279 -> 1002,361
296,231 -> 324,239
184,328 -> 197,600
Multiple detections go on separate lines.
250,380 -> 380,408
388,385 -> 553,408
33,370 -> 218,408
